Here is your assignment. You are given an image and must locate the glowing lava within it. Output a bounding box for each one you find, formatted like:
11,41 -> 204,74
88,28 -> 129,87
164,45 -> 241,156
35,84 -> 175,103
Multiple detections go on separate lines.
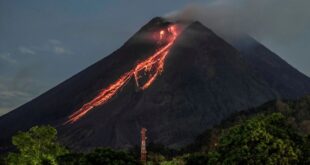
65,24 -> 181,124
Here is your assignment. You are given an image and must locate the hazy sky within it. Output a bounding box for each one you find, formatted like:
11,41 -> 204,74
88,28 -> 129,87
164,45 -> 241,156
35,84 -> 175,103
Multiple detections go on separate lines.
0,0 -> 309,116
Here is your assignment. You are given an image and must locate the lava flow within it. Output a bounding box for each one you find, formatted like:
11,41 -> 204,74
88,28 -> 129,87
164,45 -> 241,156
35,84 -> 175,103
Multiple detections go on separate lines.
65,24 -> 181,124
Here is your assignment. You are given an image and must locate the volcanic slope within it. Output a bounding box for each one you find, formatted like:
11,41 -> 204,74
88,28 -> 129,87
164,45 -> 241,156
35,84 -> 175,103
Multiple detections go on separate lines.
229,35 -> 310,99
0,18 -> 280,150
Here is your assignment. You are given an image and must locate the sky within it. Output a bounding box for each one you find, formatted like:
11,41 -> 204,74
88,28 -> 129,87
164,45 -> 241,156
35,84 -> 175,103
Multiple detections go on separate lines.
0,0 -> 309,116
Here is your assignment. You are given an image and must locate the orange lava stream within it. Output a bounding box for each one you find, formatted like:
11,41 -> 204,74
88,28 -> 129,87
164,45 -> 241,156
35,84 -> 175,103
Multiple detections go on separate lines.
65,24 -> 180,124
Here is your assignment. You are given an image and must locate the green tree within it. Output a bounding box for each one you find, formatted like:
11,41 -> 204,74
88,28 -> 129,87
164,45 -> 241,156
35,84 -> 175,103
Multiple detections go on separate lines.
209,113 -> 302,165
184,153 -> 209,165
6,125 -> 68,165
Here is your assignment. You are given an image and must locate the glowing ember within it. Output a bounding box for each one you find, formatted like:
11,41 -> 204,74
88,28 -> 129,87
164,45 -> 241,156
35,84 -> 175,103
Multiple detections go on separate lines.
65,24 -> 181,124
159,30 -> 165,40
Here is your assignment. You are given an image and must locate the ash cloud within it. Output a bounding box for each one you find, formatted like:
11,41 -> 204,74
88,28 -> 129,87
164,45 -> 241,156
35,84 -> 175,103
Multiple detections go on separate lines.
165,0 -> 310,42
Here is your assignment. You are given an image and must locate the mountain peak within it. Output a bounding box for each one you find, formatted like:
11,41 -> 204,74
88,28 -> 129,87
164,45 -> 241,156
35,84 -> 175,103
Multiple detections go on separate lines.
148,17 -> 167,24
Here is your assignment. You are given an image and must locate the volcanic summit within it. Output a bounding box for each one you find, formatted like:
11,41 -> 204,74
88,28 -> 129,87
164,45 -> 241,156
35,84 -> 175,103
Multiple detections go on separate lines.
0,17 -> 309,151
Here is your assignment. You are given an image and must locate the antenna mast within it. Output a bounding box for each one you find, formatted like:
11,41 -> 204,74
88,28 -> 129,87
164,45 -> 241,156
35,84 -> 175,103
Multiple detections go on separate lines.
140,128 -> 147,164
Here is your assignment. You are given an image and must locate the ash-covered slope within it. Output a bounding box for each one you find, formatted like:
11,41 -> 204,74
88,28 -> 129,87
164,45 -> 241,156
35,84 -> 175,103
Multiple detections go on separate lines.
0,17 -> 304,151
230,35 -> 310,99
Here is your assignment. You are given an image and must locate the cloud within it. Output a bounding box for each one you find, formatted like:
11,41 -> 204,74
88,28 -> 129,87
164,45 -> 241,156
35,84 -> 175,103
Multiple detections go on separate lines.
0,107 -> 10,116
18,46 -> 36,55
0,77 -> 34,115
0,52 -> 17,64
48,39 -> 62,45
53,46 -> 71,55
23,39 -> 72,55
0,88 -> 30,115
45,39 -> 72,55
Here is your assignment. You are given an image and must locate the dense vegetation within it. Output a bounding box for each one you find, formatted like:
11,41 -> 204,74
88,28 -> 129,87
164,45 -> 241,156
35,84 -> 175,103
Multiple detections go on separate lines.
143,96 -> 310,165
57,148 -> 138,165
0,96 -> 309,165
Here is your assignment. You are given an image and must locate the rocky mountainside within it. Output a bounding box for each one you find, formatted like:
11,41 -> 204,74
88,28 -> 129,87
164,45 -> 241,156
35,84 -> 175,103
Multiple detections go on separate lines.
229,35 -> 310,99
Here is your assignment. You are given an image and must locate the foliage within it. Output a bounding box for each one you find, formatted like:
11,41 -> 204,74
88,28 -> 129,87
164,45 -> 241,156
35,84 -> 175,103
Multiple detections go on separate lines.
57,153 -> 86,165
300,134 -> 310,164
146,151 -> 185,165
147,152 -> 166,164
159,156 -> 185,165
208,113 -> 302,165
0,153 -> 6,165
57,148 -> 139,165
142,143 -> 181,165
83,148 -> 139,165
5,125 -> 68,165
147,143 -> 179,159
184,153 -> 209,165
181,130 -> 212,154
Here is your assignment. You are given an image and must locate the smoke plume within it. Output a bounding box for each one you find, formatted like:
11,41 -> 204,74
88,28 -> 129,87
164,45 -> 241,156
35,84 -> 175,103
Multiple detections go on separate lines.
165,0 -> 310,43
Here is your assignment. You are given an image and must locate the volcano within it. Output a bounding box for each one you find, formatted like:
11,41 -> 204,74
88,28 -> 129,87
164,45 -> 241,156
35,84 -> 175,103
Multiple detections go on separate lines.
0,17 -> 309,151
